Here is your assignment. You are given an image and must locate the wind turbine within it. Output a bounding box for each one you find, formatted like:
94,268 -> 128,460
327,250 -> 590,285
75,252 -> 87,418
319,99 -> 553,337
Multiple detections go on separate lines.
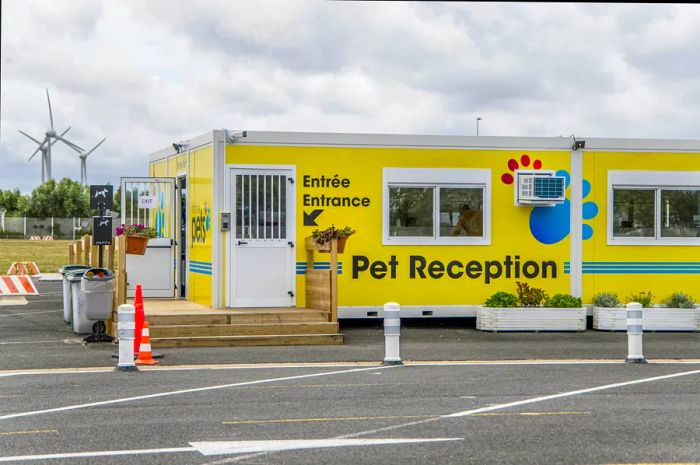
79,138 -> 107,186
19,127 -> 72,183
18,89 -> 85,183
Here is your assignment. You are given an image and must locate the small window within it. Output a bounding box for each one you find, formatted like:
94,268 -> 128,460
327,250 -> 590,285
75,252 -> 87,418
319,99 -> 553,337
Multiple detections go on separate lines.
612,189 -> 655,237
439,187 -> 483,237
661,189 -> 700,238
389,187 -> 433,237
383,168 -> 491,245
608,170 -> 700,245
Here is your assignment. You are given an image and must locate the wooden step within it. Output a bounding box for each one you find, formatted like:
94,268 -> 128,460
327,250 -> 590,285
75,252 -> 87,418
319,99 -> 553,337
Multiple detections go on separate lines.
149,322 -> 340,338
110,311 -> 330,326
145,310 -> 329,326
151,333 -> 344,348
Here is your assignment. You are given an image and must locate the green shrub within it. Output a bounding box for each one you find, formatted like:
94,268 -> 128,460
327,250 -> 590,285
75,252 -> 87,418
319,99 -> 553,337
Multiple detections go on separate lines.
592,292 -> 620,308
516,281 -> 549,307
627,291 -> 654,308
484,291 -> 519,308
546,293 -> 583,308
663,292 -> 695,309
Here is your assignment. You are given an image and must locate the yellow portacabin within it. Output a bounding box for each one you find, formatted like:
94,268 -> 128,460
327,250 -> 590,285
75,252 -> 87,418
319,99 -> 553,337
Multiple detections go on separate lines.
144,131 -> 700,317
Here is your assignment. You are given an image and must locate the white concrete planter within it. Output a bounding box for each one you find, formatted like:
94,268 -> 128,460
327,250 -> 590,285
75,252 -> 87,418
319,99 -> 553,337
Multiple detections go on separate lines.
593,307 -> 700,331
476,307 -> 587,332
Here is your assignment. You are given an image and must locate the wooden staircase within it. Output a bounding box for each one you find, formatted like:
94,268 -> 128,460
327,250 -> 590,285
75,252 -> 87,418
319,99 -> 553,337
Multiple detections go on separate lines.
147,308 -> 343,347
107,237 -> 345,347
111,307 -> 343,347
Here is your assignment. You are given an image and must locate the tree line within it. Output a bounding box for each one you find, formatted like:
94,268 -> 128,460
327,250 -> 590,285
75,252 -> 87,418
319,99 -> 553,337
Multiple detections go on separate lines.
0,178 -> 120,218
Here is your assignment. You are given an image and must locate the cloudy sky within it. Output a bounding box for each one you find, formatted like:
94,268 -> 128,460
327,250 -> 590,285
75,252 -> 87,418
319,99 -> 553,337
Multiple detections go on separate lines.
1,1 -> 699,193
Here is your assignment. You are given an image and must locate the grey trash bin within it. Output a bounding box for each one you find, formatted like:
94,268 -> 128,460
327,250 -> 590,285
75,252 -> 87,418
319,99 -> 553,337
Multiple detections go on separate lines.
68,270 -> 91,334
81,268 -> 115,322
59,265 -> 90,324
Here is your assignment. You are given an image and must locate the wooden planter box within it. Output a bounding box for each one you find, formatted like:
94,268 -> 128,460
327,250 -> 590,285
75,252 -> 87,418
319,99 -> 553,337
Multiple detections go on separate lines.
477,307 -> 587,332
312,236 -> 348,253
593,307 -> 700,331
125,235 -> 150,255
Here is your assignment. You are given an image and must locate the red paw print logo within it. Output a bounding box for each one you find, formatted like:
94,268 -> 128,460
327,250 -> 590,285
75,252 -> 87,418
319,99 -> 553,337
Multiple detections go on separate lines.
501,154 -> 543,184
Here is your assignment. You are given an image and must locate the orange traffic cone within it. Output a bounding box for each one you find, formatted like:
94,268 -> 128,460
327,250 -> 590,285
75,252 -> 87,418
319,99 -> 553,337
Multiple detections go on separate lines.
133,285 -> 145,355
135,321 -> 159,365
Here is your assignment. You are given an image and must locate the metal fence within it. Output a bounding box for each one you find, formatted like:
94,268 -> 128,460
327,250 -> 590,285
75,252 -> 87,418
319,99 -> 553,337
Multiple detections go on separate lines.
0,215 -> 119,240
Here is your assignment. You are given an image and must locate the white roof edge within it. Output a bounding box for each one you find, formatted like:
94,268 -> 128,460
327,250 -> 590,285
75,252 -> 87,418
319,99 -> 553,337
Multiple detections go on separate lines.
150,130 -> 700,161
149,131 -> 215,163
229,130 -> 700,152
583,137 -> 700,152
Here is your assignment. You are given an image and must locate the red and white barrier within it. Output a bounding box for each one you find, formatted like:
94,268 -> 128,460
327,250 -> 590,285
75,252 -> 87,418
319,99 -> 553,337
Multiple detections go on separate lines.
0,276 -> 39,296
7,262 -> 41,276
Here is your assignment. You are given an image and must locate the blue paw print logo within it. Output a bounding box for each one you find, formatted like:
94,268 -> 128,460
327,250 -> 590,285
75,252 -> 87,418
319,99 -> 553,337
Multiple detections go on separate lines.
204,204 -> 211,231
529,170 -> 598,244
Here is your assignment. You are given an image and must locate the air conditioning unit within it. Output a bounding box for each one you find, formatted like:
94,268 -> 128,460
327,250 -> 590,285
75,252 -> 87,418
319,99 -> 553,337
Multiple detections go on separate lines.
514,170 -> 566,206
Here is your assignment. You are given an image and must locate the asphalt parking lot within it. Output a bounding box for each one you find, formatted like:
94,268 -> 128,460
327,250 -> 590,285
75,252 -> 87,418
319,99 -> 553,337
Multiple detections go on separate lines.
1,279 -> 699,464
2,281 -> 700,371
1,362 -> 699,464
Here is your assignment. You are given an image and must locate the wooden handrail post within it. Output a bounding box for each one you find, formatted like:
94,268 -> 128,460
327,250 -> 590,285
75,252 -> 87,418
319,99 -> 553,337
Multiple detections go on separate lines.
107,236 -> 115,271
117,234 -> 127,307
82,235 -> 91,265
75,239 -> 83,265
304,236 -> 339,323
330,238 -> 338,323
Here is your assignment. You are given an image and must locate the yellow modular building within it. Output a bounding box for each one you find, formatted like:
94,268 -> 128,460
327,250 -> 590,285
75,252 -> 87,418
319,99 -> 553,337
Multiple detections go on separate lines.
136,130 -> 699,317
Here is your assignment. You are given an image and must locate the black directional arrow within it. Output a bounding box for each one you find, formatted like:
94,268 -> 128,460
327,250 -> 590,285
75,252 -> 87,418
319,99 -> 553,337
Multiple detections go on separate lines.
304,209 -> 323,226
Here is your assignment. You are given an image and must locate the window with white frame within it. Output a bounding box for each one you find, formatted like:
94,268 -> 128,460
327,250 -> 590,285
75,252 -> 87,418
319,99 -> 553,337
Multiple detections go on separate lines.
383,168 -> 491,245
608,171 -> 700,245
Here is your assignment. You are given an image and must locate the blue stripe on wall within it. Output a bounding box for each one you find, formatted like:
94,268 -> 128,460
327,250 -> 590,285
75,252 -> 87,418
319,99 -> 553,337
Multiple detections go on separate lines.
190,265 -> 212,271
563,261 -> 700,274
189,259 -> 212,276
189,268 -> 212,276
566,262 -> 700,265
295,262 -> 344,275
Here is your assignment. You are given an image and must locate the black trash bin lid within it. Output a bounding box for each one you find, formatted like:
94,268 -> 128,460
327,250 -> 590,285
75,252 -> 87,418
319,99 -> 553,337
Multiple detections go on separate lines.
59,264 -> 91,274
67,270 -> 88,281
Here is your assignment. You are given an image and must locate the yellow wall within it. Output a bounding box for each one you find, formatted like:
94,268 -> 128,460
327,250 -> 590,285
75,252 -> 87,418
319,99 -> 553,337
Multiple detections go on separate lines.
153,142 -> 698,309
188,146 -> 214,306
167,156 -> 178,178
583,151 -> 700,303
226,145 -> 573,307
150,160 -> 166,177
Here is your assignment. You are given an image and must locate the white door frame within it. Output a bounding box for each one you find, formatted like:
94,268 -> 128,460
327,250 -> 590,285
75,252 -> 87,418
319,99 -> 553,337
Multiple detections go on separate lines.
224,165 -> 296,307
176,175 -> 189,300
120,177 -> 177,298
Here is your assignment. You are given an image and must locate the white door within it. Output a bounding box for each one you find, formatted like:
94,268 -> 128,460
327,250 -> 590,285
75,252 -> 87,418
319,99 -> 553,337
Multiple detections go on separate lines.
229,169 -> 295,307
121,177 -> 176,298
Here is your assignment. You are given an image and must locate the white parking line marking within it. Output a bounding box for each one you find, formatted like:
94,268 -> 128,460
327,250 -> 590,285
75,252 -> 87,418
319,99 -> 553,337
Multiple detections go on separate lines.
0,340 -> 68,345
0,310 -> 61,317
193,438 -> 462,455
445,368 -> 700,418
0,438 -> 462,462
2,359 -> 699,379
202,367 -> 700,464
330,368 -> 700,443
0,365 -> 396,421
0,447 -> 194,463
0,362 -> 380,378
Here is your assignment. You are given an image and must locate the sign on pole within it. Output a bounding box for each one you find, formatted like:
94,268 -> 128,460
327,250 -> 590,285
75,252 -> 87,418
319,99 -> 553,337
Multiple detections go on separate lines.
93,216 -> 113,246
90,185 -> 114,210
